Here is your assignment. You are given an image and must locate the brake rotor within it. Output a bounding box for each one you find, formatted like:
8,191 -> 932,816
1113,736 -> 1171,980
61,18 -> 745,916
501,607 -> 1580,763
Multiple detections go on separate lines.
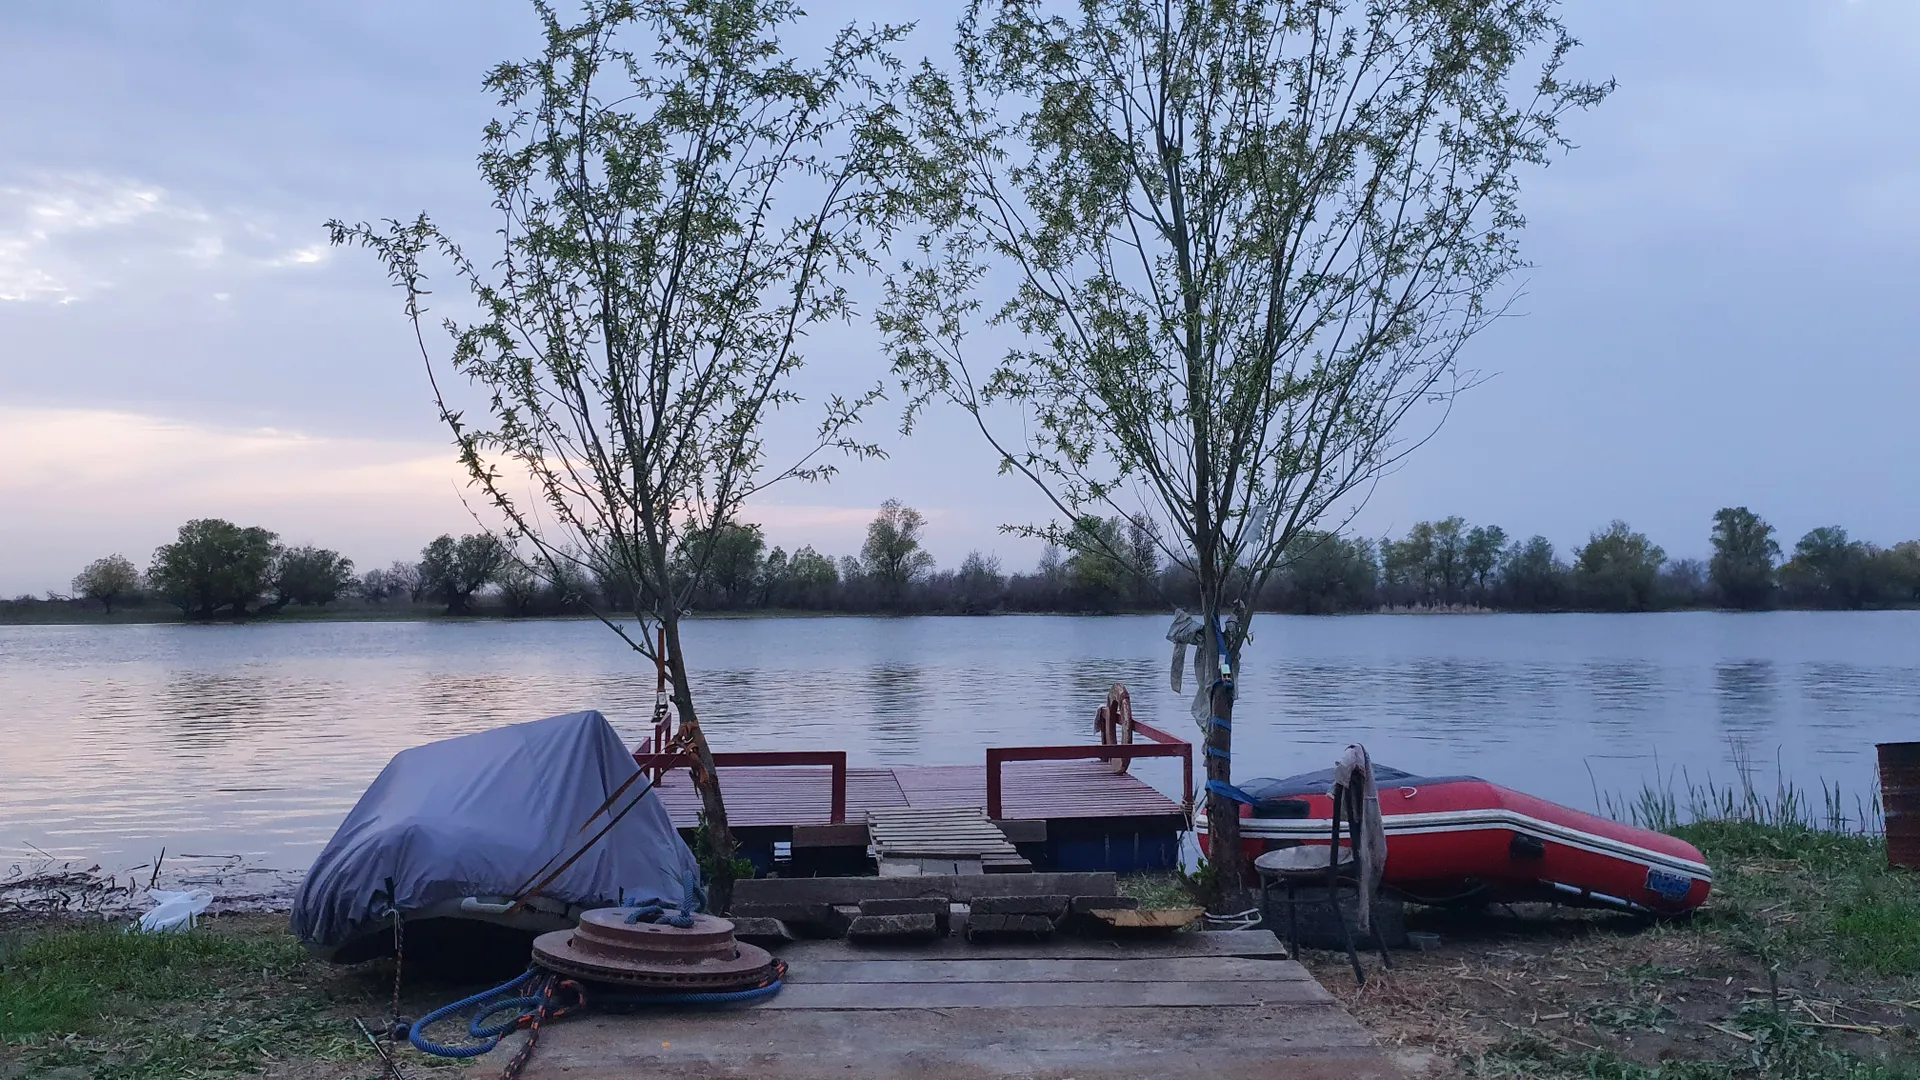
532,908 -> 778,991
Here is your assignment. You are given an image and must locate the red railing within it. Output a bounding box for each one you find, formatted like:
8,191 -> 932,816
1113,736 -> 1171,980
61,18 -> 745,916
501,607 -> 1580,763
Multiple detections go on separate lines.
985,718 -> 1192,819
633,750 -> 848,824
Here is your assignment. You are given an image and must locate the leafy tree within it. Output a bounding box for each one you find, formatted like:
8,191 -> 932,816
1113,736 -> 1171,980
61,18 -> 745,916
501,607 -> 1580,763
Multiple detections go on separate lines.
1382,523 -> 1437,606
419,533 -> 510,615
496,561 -> 540,616
884,0 -> 1606,899
386,560 -> 426,602
1499,535 -> 1565,610
148,519 -> 281,618
72,554 -> 142,614
1064,516 -> 1131,610
1574,520 -> 1665,612
1275,532 -> 1378,614
359,567 -> 396,602
954,550 -> 1005,612
862,500 -> 936,603
1463,525 -> 1508,604
1430,517 -> 1469,604
1657,557 -> 1712,608
1884,541 -> 1920,605
331,0 -> 906,909
785,545 -> 839,607
684,523 -> 766,608
1779,526 -> 1876,609
1709,506 -> 1779,609
270,546 -> 355,607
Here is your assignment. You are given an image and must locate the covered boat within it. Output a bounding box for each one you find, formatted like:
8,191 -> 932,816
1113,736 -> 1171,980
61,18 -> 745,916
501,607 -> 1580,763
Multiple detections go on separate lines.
292,710 -> 700,964
1196,763 -> 1710,913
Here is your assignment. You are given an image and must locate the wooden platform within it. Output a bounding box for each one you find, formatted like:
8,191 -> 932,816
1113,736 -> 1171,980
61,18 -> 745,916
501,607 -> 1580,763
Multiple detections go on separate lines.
518,931 -> 1404,1079
650,759 -> 1183,829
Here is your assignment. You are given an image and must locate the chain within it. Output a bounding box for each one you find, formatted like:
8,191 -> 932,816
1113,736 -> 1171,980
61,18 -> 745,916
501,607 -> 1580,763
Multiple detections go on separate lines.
390,908 -> 405,1032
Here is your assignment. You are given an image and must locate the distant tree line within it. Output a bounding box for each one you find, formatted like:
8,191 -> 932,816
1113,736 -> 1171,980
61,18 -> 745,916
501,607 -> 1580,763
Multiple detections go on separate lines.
1263,508 -> 1920,614
23,503 -> 1920,621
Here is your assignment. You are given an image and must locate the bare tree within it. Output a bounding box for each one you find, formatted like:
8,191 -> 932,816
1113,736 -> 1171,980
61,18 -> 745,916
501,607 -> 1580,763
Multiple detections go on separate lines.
330,0 -> 906,909
884,0 -> 1608,903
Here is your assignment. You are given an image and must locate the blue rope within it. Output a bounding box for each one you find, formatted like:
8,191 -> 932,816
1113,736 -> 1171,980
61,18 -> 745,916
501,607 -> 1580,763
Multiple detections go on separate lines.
626,874 -> 701,928
594,979 -> 786,1009
409,971 -> 537,1058
408,966 -> 787,1059
1208,717 -> 1231,731
1206,747 -> 1231,761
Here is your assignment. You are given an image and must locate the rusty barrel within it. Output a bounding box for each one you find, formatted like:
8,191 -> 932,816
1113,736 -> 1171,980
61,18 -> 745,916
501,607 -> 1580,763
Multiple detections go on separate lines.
1878,742 -> 1920,870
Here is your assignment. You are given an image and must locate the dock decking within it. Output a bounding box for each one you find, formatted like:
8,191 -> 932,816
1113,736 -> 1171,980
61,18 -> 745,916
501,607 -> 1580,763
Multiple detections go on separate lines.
518,931 -> 1405,1080
650,759 -> 1184,828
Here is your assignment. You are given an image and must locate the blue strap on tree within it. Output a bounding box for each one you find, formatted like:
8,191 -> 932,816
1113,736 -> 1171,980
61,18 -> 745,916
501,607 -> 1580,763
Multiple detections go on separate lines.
1207,780 -> 1257,804
1206,747 -> 1231,761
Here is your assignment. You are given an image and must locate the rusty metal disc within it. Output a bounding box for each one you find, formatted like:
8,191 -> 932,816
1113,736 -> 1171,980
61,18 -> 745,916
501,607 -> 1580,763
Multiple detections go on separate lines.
532,908 -> 777,990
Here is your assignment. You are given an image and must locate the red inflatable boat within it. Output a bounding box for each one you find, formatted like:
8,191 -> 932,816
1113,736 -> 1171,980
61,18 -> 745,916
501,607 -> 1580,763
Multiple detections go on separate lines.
1196,764 -> 1711,913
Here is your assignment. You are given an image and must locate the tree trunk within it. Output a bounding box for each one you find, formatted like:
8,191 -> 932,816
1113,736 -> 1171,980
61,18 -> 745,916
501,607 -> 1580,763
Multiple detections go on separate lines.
661,613 -> 738,913
1203,620 -> 1245,912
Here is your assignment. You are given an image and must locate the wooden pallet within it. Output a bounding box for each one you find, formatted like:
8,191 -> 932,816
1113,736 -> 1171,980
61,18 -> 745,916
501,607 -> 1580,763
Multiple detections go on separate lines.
867,806 -> 1031,873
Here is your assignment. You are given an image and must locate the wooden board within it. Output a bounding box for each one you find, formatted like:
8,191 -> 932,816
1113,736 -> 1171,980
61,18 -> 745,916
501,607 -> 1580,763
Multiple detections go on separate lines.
736,871 -> 1116,907
782,956 -> 1311,984
774,929 -> 1287,961
1090,906 -> 1203,928
652,761 -> 1183,831
868,806 -> 1022,860
522,1004 -> 1405,1079
759,979 -> 1328,1009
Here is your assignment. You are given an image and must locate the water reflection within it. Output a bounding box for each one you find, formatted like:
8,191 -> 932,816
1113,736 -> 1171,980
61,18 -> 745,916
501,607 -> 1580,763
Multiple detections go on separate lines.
3,613 -> 1918,869
864,662 -> 926,757
1713,660 -> 1777,736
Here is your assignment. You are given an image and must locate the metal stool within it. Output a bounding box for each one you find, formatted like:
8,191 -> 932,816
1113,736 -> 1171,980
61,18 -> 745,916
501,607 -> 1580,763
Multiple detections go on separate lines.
1255,843 -> 1392,984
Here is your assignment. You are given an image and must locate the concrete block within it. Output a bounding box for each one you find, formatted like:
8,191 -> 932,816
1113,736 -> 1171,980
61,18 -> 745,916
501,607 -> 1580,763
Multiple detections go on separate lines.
968,894 -> 1070,921
729,901 -> 850,938
847,912 -> 942,942
963,913 -> 1055,941
858,896 -> 952,934
728,917 -> 796,945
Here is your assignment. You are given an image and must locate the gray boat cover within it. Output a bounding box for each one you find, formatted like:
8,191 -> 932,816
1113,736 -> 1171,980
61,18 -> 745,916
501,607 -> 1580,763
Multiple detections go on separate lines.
291,710 -> 699,949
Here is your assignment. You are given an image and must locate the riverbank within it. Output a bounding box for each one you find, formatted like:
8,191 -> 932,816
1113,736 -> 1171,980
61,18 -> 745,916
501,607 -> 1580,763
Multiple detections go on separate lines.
5,822 -> 1916,1078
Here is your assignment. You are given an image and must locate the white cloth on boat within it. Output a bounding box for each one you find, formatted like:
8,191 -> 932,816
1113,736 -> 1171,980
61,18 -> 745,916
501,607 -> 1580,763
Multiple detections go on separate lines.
1333,743 -> 1388,934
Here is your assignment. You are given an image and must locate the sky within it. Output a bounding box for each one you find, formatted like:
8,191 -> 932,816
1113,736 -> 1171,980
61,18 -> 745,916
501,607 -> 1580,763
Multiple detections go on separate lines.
1,1 -> 1916,596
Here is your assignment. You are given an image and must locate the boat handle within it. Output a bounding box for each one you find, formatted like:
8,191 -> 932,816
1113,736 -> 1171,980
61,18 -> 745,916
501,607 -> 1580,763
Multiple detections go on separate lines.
459,897 -> 516,914
1400,786 -> 1418,798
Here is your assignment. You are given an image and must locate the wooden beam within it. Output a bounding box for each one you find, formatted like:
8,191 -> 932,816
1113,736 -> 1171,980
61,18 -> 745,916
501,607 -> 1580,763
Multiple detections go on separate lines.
735,872 -> 1117,907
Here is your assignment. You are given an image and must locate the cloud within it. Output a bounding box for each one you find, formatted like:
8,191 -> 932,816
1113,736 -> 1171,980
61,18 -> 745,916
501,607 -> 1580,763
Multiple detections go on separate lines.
0,406 -> 489,593
0,172 -> 330,304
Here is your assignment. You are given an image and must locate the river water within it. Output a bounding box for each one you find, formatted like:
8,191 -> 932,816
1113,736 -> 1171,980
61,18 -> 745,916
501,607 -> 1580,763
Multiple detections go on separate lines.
2,612 -> 1916,876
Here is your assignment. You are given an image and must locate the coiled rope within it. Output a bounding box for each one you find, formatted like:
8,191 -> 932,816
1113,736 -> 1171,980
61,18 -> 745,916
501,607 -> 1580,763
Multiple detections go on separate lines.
407,959 -> 787,1070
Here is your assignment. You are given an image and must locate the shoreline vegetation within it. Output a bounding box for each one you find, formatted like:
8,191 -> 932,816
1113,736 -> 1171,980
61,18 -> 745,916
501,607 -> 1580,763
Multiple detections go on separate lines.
13,504 -> 1920,627
5,783 -> 1916,1078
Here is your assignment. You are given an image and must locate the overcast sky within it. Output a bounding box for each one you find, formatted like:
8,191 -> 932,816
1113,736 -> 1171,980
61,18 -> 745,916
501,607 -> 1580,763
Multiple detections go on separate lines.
1,1 -> 1916,596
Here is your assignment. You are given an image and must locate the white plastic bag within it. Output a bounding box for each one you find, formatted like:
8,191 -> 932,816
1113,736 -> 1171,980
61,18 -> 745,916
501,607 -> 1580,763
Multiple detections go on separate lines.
132,888 -> 213,933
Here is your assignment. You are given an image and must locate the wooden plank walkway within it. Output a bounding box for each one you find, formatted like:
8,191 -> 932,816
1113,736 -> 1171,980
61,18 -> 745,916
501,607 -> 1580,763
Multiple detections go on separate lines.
650,759 -> 1182,830
519,931 -> 1403,1079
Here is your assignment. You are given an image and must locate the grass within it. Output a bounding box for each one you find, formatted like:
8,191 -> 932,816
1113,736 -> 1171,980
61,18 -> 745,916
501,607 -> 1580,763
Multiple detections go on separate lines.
1312,807 -> 1920,1080
0,916 -> 381,1080
1116,872 -> 1202,910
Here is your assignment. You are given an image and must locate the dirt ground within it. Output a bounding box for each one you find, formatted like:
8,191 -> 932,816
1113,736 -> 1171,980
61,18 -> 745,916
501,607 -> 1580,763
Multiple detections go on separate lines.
1303,903 -> 1920,1078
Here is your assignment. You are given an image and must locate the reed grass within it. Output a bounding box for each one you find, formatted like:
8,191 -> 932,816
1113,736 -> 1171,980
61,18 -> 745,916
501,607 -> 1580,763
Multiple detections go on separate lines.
1599,740 -> 1884,837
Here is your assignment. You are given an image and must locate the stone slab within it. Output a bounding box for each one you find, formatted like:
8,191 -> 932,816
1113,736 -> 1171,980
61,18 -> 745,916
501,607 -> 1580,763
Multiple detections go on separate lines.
847,912 -> 942,942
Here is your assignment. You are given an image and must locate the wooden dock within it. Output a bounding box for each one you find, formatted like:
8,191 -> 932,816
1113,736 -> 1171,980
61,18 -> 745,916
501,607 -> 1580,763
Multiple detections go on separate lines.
649,760 -> 1183,828
519,931 -> 1405,1079
638,728 -> 1195,873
